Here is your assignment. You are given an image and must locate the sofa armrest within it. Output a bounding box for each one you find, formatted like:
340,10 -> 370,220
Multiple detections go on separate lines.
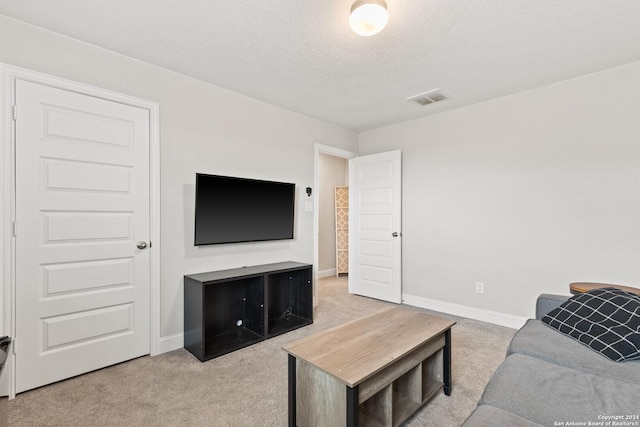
536,294 -> 569,319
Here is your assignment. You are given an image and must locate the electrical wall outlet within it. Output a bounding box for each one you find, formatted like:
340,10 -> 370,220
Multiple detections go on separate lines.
475,282 -> 485,294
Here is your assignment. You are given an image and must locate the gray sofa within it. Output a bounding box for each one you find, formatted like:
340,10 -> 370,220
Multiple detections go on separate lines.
462,294 -> 640,426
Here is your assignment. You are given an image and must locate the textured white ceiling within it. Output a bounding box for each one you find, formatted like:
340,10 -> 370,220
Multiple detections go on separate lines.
1,0 -> 639,132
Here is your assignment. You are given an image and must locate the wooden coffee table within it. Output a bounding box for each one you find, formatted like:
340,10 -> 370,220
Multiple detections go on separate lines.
282,306 -> 456,427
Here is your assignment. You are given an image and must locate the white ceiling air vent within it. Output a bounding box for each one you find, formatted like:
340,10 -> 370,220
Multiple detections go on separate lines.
407,89 -> 448,106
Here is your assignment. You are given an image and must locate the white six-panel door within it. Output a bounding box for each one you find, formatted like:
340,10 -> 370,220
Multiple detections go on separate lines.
14,80 -> 150,393
349,150 -> 402,303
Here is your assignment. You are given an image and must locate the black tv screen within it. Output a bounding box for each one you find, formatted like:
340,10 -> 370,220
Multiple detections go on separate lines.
194,174 -> 295,245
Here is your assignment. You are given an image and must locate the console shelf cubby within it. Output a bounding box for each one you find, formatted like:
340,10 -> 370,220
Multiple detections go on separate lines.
184,262 -> 313,362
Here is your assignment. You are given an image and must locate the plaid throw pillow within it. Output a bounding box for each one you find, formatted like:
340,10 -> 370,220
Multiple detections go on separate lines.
541,287 -> 640,362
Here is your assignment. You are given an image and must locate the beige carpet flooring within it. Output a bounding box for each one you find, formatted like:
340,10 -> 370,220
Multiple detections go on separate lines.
8,277 -> 516,426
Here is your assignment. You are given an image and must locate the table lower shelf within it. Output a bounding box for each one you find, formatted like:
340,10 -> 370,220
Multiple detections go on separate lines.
359,381 -> 445,427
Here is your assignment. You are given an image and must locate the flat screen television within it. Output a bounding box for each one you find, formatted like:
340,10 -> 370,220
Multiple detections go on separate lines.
194,173 -> 295,245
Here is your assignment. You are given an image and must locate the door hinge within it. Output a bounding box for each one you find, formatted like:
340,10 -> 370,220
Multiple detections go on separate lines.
12,105 -> 17,121
12,338 -> 16,355
12,221 -> 17,237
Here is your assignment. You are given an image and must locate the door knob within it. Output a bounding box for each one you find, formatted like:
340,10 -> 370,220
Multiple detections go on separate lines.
137,241 -> 148,250
392,232 -> 399,237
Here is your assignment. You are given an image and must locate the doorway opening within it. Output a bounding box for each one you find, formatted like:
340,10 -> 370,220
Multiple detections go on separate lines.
312,144 -> 356,306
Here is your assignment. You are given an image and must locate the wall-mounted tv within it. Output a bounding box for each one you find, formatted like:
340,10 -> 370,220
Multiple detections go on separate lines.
194,173 -> 295,245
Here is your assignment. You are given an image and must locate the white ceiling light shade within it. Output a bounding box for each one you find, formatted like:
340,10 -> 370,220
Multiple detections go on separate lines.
350,0 -> 388,36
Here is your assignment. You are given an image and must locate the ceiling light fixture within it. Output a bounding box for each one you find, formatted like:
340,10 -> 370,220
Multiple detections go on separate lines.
350,0 -> 388,36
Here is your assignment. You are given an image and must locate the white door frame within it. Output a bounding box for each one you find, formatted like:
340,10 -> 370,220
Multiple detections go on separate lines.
0,64 -> 161,398
312,143 -> 357,305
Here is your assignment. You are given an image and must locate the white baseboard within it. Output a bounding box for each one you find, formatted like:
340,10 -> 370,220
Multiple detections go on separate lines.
317,268 -> 336,279
153,332 -> 184,355
402,293 -> 528,330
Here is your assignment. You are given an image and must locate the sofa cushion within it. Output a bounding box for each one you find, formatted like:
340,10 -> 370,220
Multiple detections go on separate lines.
508,319 -> 640,385
541,287 -> 640,361
462,405 -> 542,427
480,354 -> 640,426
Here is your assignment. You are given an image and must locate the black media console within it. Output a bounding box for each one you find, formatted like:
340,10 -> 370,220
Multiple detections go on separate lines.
184,262 -> 313,361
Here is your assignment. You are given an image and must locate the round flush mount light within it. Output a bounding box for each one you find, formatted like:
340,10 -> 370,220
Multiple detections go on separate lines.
350,0 -> 388,36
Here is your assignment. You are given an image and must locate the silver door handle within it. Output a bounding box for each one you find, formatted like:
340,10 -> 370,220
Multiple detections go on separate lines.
392,232 -> 399,237
137,241 -> 148,250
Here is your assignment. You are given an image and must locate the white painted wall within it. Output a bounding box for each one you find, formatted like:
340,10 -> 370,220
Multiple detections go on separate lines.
317,153 -> 348,276
2,13 -> 639,339
0,16 -> 358,345
359,61 -> 640,319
